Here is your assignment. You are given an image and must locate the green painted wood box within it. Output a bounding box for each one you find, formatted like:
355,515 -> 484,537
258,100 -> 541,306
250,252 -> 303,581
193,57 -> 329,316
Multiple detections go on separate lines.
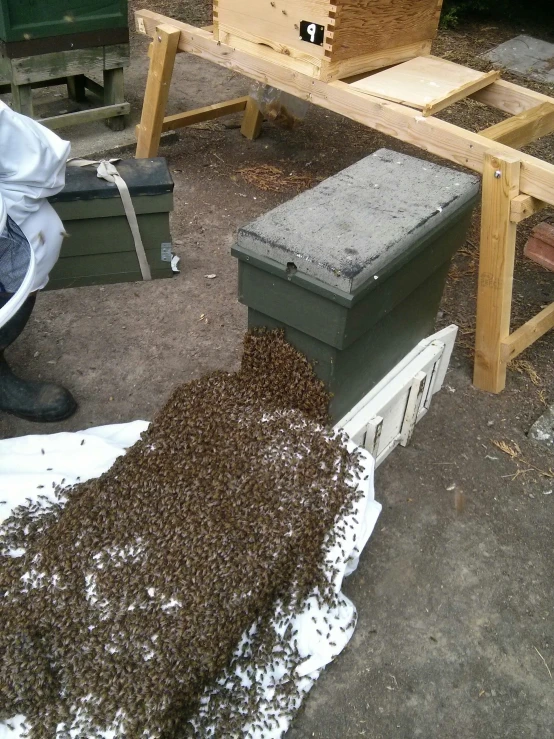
232,149 -> 480,421
46,158 -> 175,290
0,0 -> 127,43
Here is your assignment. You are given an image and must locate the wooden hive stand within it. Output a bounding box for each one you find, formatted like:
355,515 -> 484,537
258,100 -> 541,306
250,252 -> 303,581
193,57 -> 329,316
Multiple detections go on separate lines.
0,0 -> 131,130
134,9 -> 554,394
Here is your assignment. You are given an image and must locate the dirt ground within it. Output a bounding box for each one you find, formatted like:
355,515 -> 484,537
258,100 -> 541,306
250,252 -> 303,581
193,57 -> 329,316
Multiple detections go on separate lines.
1,3 -> 554,737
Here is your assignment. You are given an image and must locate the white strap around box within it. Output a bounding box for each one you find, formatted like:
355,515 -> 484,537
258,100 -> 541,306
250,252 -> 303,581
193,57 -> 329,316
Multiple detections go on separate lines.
67,159 -> 152,281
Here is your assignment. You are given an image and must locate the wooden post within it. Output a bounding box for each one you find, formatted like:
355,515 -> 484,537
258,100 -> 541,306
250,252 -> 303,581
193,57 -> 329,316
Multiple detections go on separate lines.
103,67 -> 126,131
473,153 -> 521,393
67,74 -> 87,103
136,24 -> 181,158
240,97 -> 264,140
11,82 -> 33,117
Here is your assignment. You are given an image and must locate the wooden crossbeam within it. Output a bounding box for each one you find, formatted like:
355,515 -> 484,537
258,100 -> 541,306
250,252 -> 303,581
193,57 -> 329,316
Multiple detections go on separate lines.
134,9 -> 554,207
41,102 -> 130,130
480,103 -> 554,149
501,303 -> 554,363
510,194 -> 548,223
134,96 -> 249,138
471,79 -> 554,115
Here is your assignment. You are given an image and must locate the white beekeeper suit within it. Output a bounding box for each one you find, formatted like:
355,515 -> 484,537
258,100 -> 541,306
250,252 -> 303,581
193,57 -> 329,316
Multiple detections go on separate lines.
0,100 -> 70,291
0,104 -> 76,423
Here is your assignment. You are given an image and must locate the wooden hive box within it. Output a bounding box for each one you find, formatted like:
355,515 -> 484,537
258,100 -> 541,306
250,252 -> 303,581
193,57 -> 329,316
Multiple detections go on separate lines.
213,0 -> 444,81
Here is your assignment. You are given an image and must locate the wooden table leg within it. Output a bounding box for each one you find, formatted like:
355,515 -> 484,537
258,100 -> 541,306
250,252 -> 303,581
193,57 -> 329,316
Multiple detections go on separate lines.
103,67 -> 126,131
136,24 -> 181,158
473,153 -> 521,393
241,97 -> 264,140
67,74 -> 87,103
11,82 -> 33,117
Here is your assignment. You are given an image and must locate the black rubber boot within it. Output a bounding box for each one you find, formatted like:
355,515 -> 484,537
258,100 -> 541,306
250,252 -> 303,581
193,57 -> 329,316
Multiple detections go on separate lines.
0,294 -> 77,422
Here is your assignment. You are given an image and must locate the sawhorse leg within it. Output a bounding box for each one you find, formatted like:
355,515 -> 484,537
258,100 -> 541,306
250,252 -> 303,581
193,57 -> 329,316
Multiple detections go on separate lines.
136,23 -> 180,158
241,97 -> 264,140
473,153 -> 521,392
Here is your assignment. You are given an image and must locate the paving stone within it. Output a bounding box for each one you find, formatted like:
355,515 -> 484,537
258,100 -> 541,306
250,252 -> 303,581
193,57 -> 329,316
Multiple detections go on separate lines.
529,404 -> 554,448
484,35 -> 554,85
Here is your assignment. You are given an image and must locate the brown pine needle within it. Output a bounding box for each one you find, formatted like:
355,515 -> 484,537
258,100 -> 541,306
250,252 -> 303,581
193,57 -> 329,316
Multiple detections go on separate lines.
509,358 -> 541,386
492,440 -> 554,479
492,440 -> 521,459
238,165 -> 319,193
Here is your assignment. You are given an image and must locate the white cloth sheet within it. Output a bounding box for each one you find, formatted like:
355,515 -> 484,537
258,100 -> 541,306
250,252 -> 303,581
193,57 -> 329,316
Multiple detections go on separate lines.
0,422 -> 381,738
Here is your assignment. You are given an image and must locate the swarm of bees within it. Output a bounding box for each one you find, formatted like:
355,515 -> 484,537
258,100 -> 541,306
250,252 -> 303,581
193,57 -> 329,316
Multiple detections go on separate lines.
0,329 -> 364,738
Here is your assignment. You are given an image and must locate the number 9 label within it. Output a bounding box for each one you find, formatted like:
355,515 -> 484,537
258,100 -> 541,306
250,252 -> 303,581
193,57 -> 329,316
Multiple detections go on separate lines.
299,20 -> 325,46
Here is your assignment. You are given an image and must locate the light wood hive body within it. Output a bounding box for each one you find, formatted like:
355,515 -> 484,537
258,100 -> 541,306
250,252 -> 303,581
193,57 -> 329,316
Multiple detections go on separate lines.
213,0 -> 444,81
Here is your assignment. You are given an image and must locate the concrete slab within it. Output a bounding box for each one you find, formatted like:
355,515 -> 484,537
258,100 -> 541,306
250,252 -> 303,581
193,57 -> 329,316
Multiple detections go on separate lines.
529,404 -> 554,448
237,149 -> 479,293
484,35 -> 554,84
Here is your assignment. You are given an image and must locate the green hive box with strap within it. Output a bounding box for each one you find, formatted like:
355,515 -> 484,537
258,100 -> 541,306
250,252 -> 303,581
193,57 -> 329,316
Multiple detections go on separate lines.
46,158 -> 175,290
232,149 -> 480,422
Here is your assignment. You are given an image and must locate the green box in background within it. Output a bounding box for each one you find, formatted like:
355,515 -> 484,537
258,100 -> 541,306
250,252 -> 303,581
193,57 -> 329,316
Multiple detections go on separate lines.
47,158 -> 175,291
0,0 -> 127,43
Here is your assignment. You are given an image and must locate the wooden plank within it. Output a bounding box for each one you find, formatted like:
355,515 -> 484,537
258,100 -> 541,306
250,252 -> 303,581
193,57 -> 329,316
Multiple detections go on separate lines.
83,76 -> 105,99
104,67 -> 126,131
40,103 -> 130,130
134,10 -> 554,207
103,44 -> 131,70
135,24 -> 181,159
510,194 -> 548,223
133,96 -> 249,136
351,56 -> 499,115
67,74 -> 87,103
162,96 -> 248,131
423,69 -> 499,116
10,45 -> 129,85
0,77 -> 67,94
10,82 -> 33,117
501,303 -> 554,362
473,154 -> 521,393
471,79 -> 554,115
241,96 -> 264,140
480,102 -> 554,149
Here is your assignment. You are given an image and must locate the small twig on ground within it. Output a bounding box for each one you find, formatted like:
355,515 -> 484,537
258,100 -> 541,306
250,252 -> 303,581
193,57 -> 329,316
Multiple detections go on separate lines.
533,645 -> 553,680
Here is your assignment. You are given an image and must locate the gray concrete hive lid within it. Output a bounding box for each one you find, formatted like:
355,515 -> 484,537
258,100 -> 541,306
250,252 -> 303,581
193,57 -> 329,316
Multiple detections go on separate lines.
236,149 -> 480,293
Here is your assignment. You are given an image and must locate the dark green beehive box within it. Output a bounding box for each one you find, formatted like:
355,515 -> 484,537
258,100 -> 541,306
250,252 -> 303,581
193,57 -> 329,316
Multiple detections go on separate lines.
0,0 -> 127,43
233,149 -> 480,421
47,158 -> 175,290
